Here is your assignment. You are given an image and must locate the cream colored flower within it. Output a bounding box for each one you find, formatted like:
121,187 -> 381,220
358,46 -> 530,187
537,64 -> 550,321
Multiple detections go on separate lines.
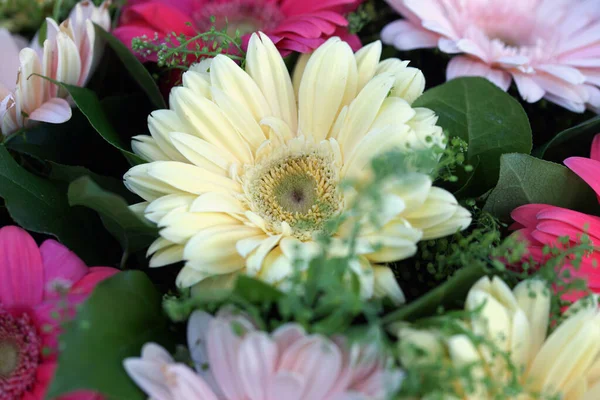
0,0 -> 111,135
124,33 -> 471,304
399,276 -> 600,399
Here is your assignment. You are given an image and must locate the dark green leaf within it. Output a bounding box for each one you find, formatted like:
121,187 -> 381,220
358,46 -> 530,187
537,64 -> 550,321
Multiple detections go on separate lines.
34,75 -> 146,165
483,153 -> 600,221
382,264 -> 486,324
68,176 -> 157,260
234,275 -> 284,304
414,77 -> 532,196
0,146 -> 118,264
47,271 -> 173,400
94,23 -> 166,110
536,114 -> 600,160
50,162 -> 138,203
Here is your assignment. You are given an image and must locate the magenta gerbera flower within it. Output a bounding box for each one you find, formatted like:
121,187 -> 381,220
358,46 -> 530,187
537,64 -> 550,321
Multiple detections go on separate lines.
114,0 -> 364,59
0,226 -> 118,400
511,134 -> 600,302
381,0 -> 600,113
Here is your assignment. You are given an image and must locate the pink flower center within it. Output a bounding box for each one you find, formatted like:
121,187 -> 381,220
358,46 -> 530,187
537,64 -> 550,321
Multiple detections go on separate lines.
193,0 -> 285,37
0,308 -> 41,400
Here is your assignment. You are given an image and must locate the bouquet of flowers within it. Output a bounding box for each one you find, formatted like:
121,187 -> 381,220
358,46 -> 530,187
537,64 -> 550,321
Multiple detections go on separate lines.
1,0 -> 600,399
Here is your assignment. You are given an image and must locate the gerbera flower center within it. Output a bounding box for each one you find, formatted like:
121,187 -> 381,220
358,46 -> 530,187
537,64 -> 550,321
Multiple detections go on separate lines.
193,0 -> 285,37
243,152 -> 342,240
0,308 -> 41,399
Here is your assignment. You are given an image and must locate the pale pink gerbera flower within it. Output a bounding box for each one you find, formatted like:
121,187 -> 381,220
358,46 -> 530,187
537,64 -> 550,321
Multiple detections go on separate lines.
381,0 -> 600,113
0,0 -> 111,136
0,226 -> 119,400
124,309 -> 403,400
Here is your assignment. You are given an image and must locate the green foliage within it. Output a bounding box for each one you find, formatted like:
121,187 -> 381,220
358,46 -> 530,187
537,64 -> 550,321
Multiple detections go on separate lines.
0,146 -> 118,265
131,21 -> 245,70
68,176 -> 158,267
414,77 -> 532,196
95,24 -> 167,110
347,1 -> 377,34
47,271 -> 174,400
36,77 -> 146,165
484,153 -> 600,221
537,114 -> 600,161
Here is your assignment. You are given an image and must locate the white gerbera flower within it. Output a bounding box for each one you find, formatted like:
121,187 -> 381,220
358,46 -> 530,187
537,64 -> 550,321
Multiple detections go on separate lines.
124,33 -> 471,303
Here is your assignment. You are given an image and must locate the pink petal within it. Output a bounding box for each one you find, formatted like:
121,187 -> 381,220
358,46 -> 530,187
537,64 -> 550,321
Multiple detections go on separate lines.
68,267 -> 118,296
279,336 -> 343,400
273,324 -> 307,354
28,98 -> 72,124
123,359 -> 173,400
536,65 -> 586,85
530,229 -> 563,247
380,20 -> 438,50
0,226 -> 44,308
280,0 -> 358,15
536,208 -> 600,242
167,364 -> 219,400
564,156 -> 600,198
446,56 -> 511,91
40,239 -> 88,298
187,310 -> 213,372
510,204 -> 555,228
512,73 -> 546,103
268,372 -> 304,400
0,29 -> 23,92
591,134 -> 600,162
238,332 -> 278,400
207,318 -> 247,399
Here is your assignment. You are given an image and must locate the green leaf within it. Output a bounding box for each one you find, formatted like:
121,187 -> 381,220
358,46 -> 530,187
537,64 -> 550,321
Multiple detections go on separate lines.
234,275 -> 284,304
414,77 -> 532,196
0,146 -> 118,264
94,23 -> 166,110
50,162 -> 138,203
32,74 -> 146,165
47,271 -> 173,400
483,153 -> 600,221
382,264 -> 486,323
56,81 -> 146,165
536,114 -> 600,160
68,176 -> 157,260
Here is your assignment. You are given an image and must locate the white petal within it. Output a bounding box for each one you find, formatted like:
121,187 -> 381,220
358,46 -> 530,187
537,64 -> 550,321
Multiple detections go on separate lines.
373,265 -> 406,305
169,131 -> 233,174
298,38 -> 358,142
210,54 -> 271,122
355,40 -> 382,92
170,87 -> 253,163
246,32 -> 297,131
147,161 -> 241,195
335,73 -> 396,157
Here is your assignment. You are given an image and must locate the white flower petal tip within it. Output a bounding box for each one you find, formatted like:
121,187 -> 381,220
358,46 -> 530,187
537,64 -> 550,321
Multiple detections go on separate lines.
382,0 -> 600,112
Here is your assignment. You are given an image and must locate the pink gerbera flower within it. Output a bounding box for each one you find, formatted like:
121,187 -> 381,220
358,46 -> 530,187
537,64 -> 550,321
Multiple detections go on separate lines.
511,134 -> 600,299
381,0 -> 600,113
113,0 -> 363,60
0,1 -> 111,136
124,308 -> 403,400
0,226 -> 119,400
